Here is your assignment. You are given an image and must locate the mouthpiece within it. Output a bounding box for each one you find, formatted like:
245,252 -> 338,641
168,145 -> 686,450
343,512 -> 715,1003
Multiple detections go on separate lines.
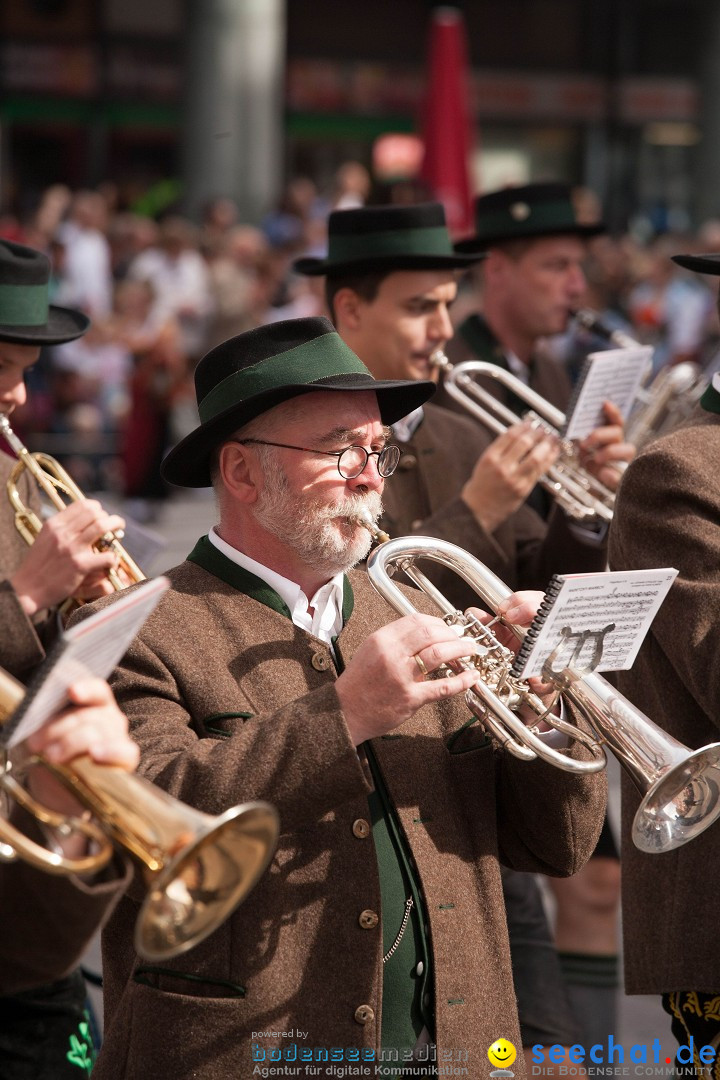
429,349 -> 451,371
351,509 -> 389,545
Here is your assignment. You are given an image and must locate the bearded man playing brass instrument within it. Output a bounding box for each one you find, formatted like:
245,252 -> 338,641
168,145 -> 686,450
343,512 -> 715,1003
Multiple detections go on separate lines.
75,317 -> 605,1079
294,202 -> 614,1069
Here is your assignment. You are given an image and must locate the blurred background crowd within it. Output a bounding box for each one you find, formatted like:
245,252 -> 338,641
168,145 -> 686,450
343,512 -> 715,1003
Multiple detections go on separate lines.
3,0 -> 720,521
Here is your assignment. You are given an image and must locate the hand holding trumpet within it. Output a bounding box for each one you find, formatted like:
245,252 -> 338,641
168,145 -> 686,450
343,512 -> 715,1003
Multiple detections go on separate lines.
335,590 -> 550,746
10,499 -> 127,616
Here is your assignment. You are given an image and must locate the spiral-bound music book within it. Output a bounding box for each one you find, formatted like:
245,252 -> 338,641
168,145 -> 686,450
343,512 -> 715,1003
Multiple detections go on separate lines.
1,576 -> 169,749
511,567 -> 677,680
561,346 -> 653,440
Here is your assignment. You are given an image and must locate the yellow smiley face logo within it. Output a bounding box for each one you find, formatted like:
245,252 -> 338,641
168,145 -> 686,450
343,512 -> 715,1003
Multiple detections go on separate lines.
488,1039 -> 517,1069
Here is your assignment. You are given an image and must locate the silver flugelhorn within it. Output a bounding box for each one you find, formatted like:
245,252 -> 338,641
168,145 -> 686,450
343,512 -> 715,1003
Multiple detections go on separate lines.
365,534 -> 720,853
0,666 -> 280,960
625,362 -> 705,451
430,351 -> 616,524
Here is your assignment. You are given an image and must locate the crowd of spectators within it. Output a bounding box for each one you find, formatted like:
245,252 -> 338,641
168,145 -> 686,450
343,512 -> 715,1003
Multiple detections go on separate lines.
1,167 -> 718,519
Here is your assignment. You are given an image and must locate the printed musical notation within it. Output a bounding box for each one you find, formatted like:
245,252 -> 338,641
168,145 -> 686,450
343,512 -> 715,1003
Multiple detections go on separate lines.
512,567 -> 678,679
562,345 -> 653,441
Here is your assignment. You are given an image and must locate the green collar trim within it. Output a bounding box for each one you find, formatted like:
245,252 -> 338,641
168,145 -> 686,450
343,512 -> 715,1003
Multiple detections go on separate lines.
474,198 -> 577,240
198,332 -> 372,423
0,281 -> 49,326
187,534 -> 354,624
328,225 -> 453,262
701,379 -> 720,415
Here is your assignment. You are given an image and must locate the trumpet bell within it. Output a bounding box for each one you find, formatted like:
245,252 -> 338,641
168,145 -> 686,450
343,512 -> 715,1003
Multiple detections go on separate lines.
136,800 -> 279,960
632,743 -> 720,854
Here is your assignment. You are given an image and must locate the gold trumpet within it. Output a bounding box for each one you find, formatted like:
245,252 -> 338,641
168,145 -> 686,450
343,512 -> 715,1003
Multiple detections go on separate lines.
0,667 -> 279,960
430,350 -> 616,524
0,413 -> 144,600
363,531 -> 720,854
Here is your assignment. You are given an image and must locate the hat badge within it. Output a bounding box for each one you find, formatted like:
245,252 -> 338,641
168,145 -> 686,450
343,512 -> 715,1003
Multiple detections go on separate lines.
510,202 -> 531,221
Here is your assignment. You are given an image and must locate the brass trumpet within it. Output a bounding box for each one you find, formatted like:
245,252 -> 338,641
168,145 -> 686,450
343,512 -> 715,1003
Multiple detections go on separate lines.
0,413 -> 144,600
430,350 -> 616,524
365,534 -> 720,853
0,667 -> 280,960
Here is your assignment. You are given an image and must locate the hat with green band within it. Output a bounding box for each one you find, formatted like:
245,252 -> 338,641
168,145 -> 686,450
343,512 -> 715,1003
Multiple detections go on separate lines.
293,202 -> 484,276
161,316 -> 436,487
0,239 -> 89,345
454,182 -> 605,253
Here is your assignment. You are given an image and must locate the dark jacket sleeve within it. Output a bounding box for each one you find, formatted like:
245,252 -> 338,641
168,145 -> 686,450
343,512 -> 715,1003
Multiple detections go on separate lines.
0,809 -> 131,995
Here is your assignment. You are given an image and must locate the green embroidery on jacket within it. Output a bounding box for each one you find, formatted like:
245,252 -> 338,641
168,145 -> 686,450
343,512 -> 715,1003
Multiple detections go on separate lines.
66,1018 -> 95,1074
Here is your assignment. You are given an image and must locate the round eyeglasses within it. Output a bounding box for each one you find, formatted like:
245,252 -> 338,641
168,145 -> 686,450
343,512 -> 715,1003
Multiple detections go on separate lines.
237,439 -> 401,479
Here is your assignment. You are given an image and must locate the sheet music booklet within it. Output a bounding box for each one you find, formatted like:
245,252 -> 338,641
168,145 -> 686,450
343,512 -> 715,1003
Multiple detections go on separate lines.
511,567 -> 677,680
2,576 -> 169,749
561,345 -> 653,441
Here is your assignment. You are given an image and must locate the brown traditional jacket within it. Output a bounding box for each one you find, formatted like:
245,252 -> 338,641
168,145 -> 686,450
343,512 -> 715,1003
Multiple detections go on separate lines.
79,552 -> 606,1080
381,402 -> 606,611
0,815 -> 131,996
440,312 -> 574,414
608,405 -> 720,994
0,450 -> 56,678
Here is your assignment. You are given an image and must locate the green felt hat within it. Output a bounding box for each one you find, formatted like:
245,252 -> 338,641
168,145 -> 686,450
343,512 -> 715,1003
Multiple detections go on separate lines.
294,202 -> 484,276
454,182 -> 605,253
0,239 -> 89,345
161,316 -> 435,487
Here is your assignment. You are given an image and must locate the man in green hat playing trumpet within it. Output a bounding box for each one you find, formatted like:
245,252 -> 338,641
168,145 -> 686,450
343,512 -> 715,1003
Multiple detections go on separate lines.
0,236 -> 132,1079
75,315 -> 606,1079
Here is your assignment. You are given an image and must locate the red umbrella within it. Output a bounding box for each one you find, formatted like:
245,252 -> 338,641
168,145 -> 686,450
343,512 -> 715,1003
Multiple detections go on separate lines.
419,5 -> 475,236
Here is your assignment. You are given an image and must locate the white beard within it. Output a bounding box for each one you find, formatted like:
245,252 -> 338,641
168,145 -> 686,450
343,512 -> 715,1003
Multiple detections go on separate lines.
252,451 -> 383,578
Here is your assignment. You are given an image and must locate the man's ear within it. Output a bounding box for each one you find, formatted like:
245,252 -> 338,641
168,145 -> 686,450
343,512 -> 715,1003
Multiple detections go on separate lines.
333,287 -> 364,331
218,441 -> 260,504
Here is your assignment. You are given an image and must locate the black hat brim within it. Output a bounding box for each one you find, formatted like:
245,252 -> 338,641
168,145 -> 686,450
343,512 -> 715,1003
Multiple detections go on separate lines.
161,375 -> 436,488
454,221 -> 606,253
672,252 -> 720,276
294,251 -> 485,276
0,304 -> 90,345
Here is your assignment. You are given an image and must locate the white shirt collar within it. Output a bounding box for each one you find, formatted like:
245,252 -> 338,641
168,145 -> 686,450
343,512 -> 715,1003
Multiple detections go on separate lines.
207,527 -> 345,644
505,349 -> 530,383
392,405 -> 425,443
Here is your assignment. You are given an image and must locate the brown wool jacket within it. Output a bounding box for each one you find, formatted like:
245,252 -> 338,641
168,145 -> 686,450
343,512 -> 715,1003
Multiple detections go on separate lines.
608,405 -> 720,994
78,556 -> 606,1080
0,813 -> 131,996
381,402 -> 606,612
0,450 -> 58,678
440,313 -> 574,415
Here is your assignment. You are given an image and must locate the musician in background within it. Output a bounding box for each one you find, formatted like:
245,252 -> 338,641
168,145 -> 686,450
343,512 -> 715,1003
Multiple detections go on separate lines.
0,237 -> 126,1078
609,249 -> 720,1079
294,202 -> 614,1071
0,238 -> 125,681
448,181 -> 634,503
447,183 -> 634,1044
75,317 -> 606,1079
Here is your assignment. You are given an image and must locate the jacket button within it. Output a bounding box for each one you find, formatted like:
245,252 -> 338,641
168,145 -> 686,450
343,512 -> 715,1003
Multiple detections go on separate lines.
311,651 -> 331,671
354,1004 -> 375,1025
358,909 -> 379,929
410,518 -> 424,530
352,818 -> 370,839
